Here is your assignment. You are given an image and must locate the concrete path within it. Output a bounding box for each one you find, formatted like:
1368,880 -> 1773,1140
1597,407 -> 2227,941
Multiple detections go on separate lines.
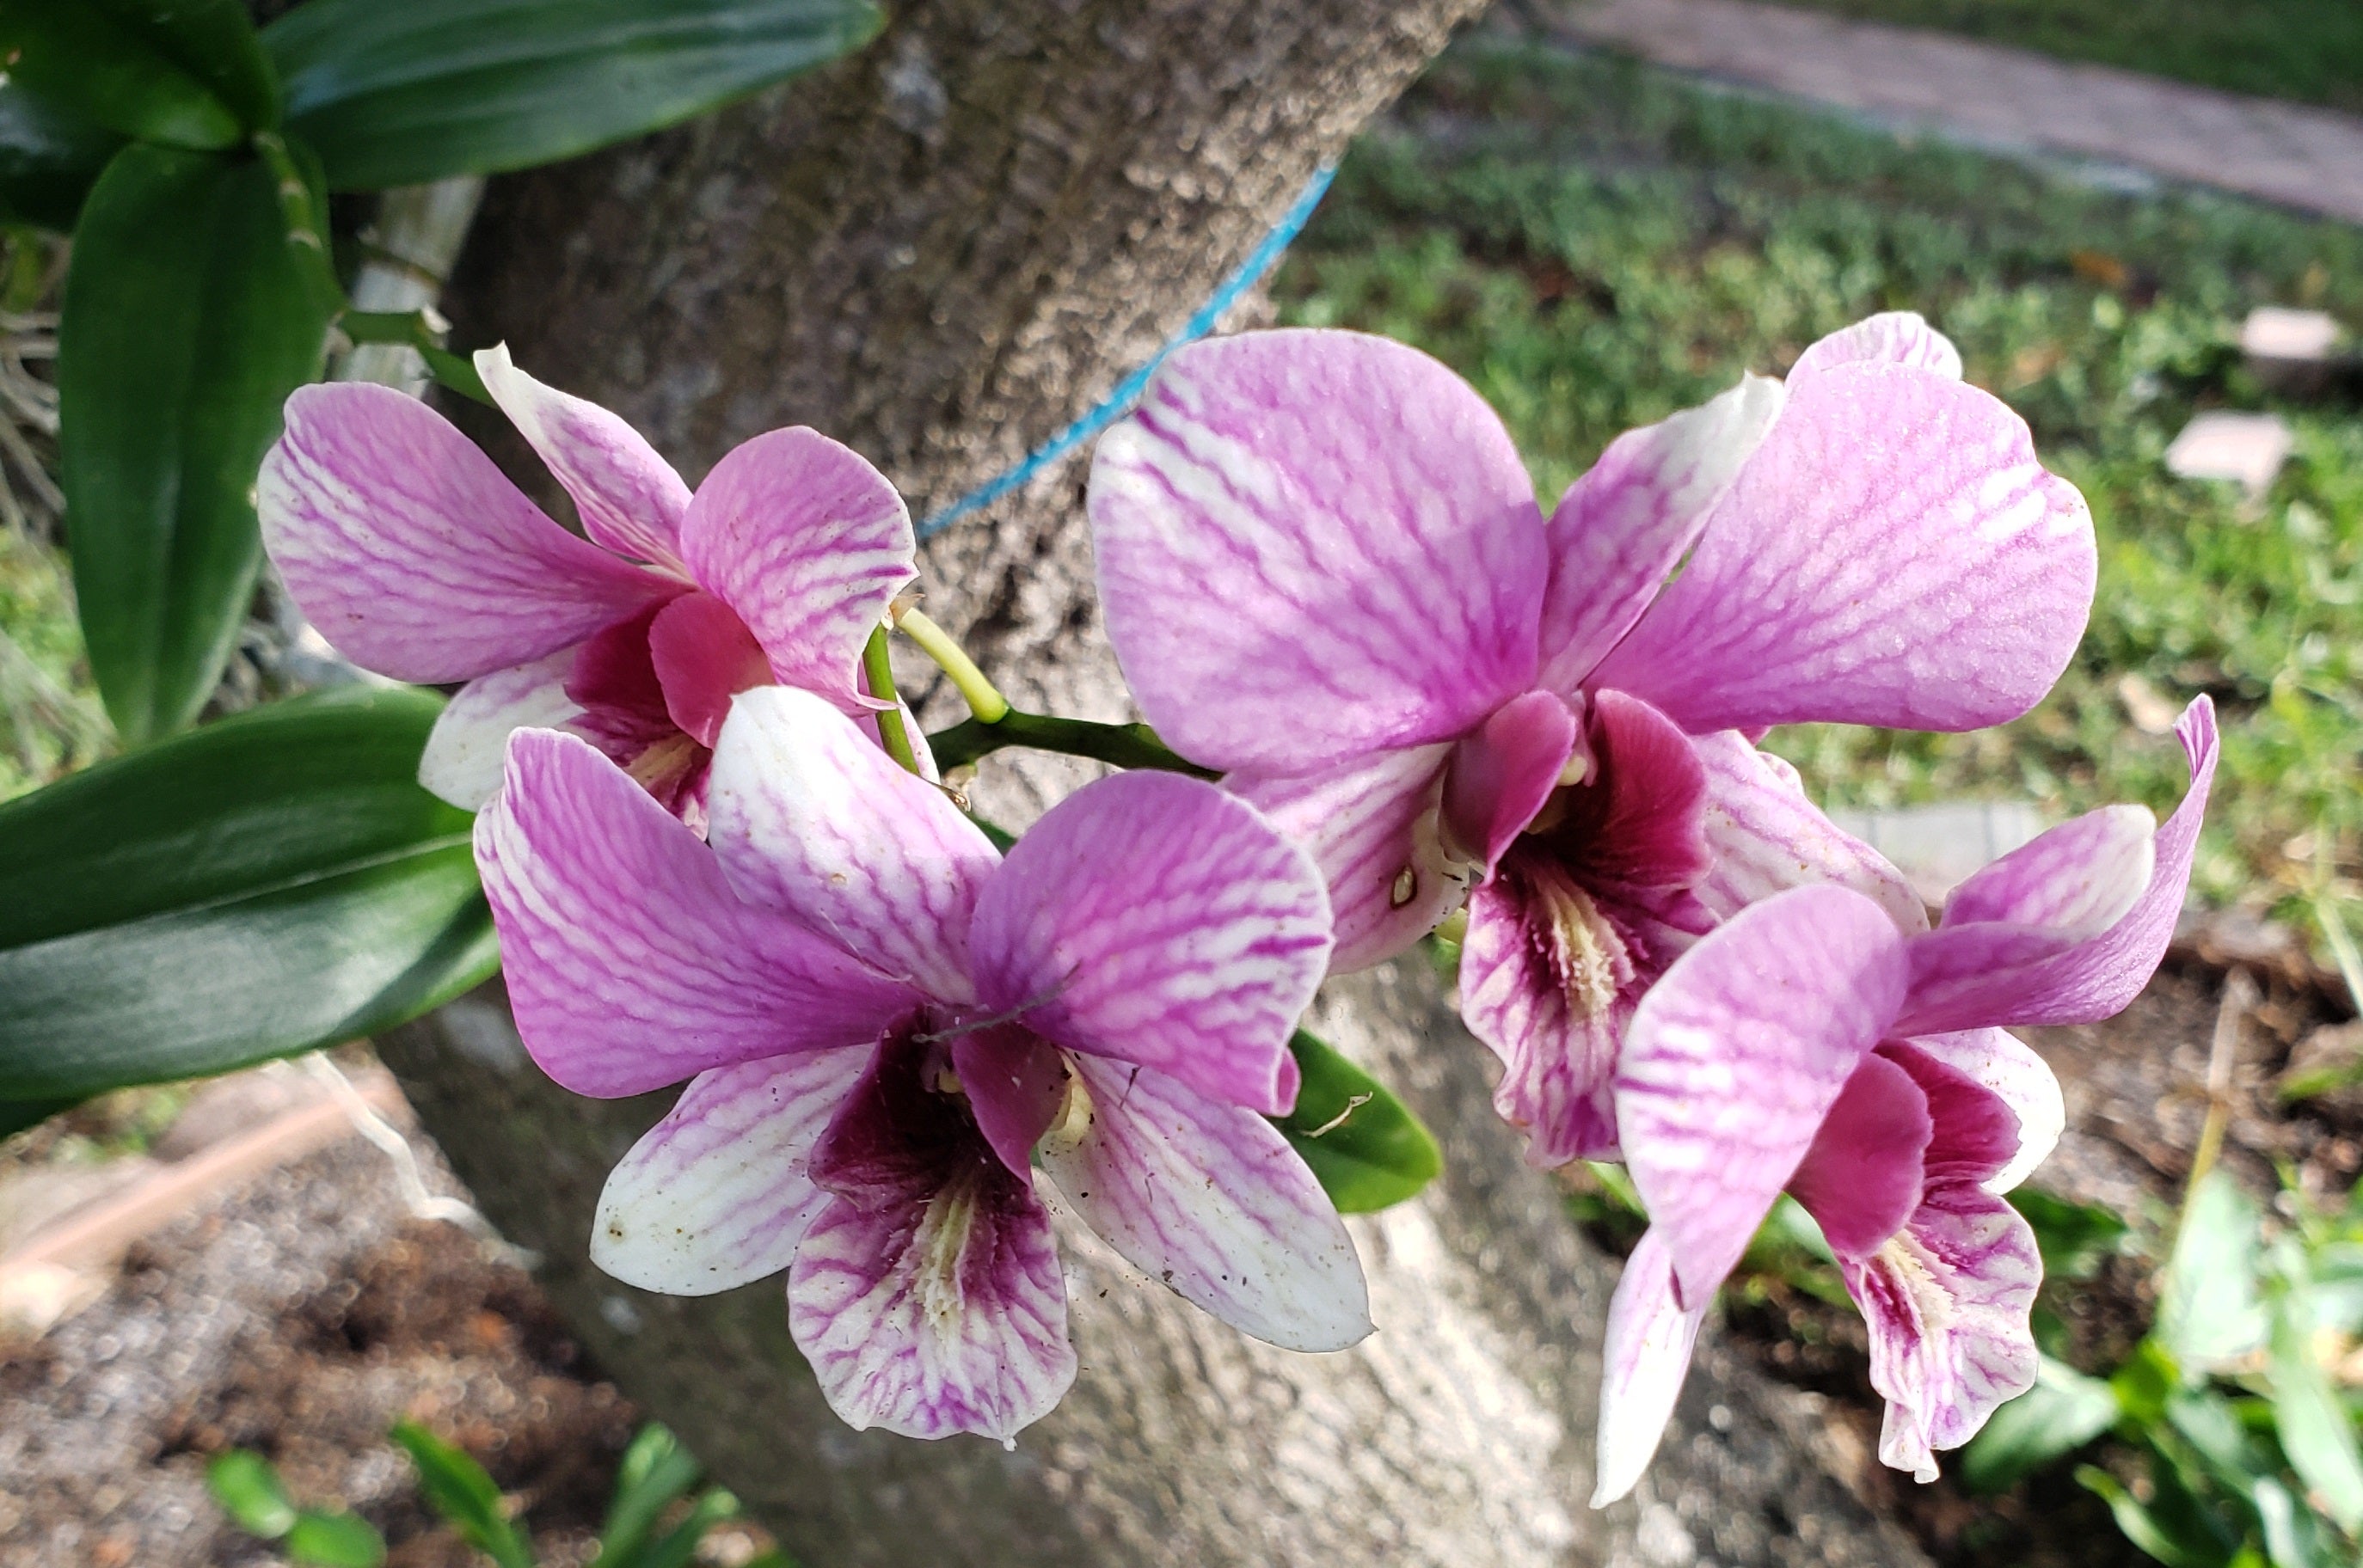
1546,0 -> 2363,224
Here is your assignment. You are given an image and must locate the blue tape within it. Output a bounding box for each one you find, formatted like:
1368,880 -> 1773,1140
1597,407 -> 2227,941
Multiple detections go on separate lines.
916,162 -> 1337,539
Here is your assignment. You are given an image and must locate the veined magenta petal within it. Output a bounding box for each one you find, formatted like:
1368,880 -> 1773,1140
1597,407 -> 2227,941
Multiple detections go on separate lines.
476,344 -> 692,573
1906,1028 -> 2062,1192
1785,1053 -> 1930,1259
1690,733 -> 1926,933
475,729 -> 920,1097
1591,1229 -> 1708,1508
1789,312 -> 1964,383
1229,744 -> 1458,974
788,1179 -> 1074,1443
260,383 -> 674,683
1458,861 -> 1633,1166
1440,691 -> 1578,873
708,688 -> 998,1003
1564,691 -> 1713,890
1592,364 -> 2096,734
1619,885 -> 1910,1307
648,591 -> 772,748
1536,376 -> 1786,695
1843,1185 -> 2041,1481
680,427 -> 914,715
1900,699 -> 2216,1032
1042,1055 -> 1371,1351
1883,1043 -> 2021,1188
590,1047 -> 868,1295
417,650 -> 583,811
953,1026 -> 1071,1181
1090,329 -> 1546,775
968,771 -> 1331,1117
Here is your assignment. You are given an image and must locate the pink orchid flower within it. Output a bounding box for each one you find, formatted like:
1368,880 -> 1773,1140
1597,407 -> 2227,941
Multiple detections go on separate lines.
1593,698 -> 2217,1503
474,685 -> 1369,1443
1089,315 -> 2096,1166
259,347 -> 917,831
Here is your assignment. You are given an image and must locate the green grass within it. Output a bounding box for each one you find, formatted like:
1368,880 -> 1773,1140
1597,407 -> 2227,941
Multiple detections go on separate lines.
1272,40 -> 2363,924
1754,0 -> 2363,113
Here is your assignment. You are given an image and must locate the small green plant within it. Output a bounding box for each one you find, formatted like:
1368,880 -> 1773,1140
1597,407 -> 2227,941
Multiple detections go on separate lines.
207,1420 -> 793,1568
1963,1170 -> 2363,1566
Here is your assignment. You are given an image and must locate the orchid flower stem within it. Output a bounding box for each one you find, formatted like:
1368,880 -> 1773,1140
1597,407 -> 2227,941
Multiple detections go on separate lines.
893,608 -> 1010,722
926,709 -> 1215,779
862,626 -> 924,776
339,309 -> 493,406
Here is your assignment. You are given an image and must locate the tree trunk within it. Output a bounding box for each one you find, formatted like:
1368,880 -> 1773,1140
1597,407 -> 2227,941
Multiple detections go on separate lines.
383,3 -> 1933,1562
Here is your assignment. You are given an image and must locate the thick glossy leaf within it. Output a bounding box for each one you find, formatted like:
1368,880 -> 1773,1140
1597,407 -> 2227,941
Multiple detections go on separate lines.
0,1096 -> 77,1139
390,1422 -> 534,1568
1273,1029 -> 1442,1214
0,687 -> 497,1099
286,1511 -> 387,1568
60,141 -> 332,743
207,1450 -> 298,1539
0,83 -> 125,230
1961,1354 -> 2121,1492
0,0 -> 278,149
263,0 -> 884,191
2159,1173 -> 2271,1372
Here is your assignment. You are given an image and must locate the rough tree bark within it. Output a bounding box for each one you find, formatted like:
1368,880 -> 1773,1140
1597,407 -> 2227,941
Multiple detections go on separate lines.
380,3 -> 1933,1563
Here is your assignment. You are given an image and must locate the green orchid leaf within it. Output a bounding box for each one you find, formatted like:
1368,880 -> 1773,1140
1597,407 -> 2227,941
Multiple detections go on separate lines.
285,1510 -> 387,1568
59,140 -> 332,743
262,0 -> 884,191
0,1096 -> 77,1140
1961,1353 -> 2122,1492
1273,1029 -> 1442,1214
0,0 -> 278,150
0,687 -> 498,1099
390,1422 -> 534,1568
206,1450 -> 298,1540
0,83 -> 126,230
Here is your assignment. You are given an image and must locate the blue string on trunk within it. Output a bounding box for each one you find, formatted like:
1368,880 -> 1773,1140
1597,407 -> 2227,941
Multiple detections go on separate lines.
916,163 -> 1338,540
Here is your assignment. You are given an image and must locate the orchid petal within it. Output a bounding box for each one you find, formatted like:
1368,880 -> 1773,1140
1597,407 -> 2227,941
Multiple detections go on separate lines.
417,650 -> 584,811
1897,805 -> 2156,1034
1619,885 -> 1910,1306
1090,329 -> 1546,775
1593,364 -> 2095,734
789,1179 -> 1074,1443
969,771 -> 1331,1117
1905,1028 -> 2062,1192
1901,699 -> 2216,1032
1536,375 -> 1785,695
476,728 -> 919,1097
1591,1229 -> 1708,1508
1785,1052 -> 1930,1259
1556,690 -> 1713,890
1884,1042 -> 2022,1189
590,1047 -> 868,1295
648,591 -> 771,748
260,383 -> 672,683
680,427 -> 915,714
1458,862 -> 1631,1166
1229,744 -> 1458,974
1689,732 -> 1926,934
476,344 -> 692,572
1440,690 -> 1579,873
1789,312 -> 1964,383
1042,1055 -> 1371,1351
708,687 -> 998,1003
1842,1185 -> 2041,1481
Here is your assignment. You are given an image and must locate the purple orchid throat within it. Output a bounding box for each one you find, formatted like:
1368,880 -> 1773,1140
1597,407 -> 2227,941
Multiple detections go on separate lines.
1089,315 -> 2097,1167
474,684 -> 1372,1444
1595,697 -> 2218,1503
258,346 -> 918,830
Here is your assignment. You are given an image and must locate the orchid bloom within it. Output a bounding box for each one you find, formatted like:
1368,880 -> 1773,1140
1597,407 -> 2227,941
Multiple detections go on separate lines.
1593,698 -> 2218,1504
1089,315 -> 2096,1165
474,685 -> 1369,1443
259,347 -> 916,830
